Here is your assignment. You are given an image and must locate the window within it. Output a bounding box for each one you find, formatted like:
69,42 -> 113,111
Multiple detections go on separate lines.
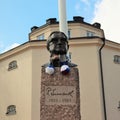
6,105 -> 16,115
114,55 -> 120,64
37,34 -> 44,40
8,60 -> 18,71
68,30 -> 71,38
86,31 -> 94,37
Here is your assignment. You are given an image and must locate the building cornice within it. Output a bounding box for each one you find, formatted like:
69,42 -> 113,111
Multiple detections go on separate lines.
69,37 -> 120,51
0,40 -> 47,61
104,40 -> 120,51
0,38 -> 120,61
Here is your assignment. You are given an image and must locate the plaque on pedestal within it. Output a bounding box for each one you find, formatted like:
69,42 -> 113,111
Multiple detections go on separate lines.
40,67 -> 80,120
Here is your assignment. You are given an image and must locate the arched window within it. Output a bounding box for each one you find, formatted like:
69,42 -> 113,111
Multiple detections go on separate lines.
8,60 -> 18,71
6,105 -> 16,115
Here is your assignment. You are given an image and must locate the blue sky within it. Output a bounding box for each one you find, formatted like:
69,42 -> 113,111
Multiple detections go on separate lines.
0,0 -> 120,53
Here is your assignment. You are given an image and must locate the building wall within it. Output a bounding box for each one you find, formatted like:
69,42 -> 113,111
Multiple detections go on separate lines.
102,42 -> 120,120
29,23 -> 103,41
31,45 -> 49,120
0,49 -> 32,120
69,23 -> 103,38
69,38 -> 105,120
29,24 -> 59,40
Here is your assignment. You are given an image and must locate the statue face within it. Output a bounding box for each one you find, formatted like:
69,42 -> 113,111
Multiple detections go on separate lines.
47,32 -> 69,55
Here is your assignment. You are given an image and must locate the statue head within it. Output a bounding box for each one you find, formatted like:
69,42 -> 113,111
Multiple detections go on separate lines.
47,31 -> 69,55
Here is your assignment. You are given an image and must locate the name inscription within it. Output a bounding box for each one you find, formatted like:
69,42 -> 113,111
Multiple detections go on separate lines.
45,86 -> 76,105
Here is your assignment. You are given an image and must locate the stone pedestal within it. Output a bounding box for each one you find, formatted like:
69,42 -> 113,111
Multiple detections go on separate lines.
40,67 -> 80,120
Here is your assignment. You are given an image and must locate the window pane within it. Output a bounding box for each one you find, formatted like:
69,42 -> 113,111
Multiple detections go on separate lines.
37,34 -> 44,40
87,31 -> 94,37
68,30 -> 71,38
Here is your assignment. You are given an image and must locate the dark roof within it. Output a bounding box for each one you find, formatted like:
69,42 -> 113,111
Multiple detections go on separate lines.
30,16 -> 101,33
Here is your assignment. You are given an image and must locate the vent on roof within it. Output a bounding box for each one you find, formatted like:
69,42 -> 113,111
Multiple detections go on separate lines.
31,26 -> 39,31
93,22 -> 101,29
73,16 -> 84,22
46,18 -> 57,24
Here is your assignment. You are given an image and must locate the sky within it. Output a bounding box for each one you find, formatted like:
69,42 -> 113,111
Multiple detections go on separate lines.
0,0 -> 120,53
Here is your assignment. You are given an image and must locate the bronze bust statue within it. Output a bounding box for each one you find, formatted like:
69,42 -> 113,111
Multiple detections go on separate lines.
44,31 -> 77,67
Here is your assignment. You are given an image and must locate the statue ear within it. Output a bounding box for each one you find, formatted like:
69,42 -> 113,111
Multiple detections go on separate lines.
67,44 -> 69,51
68,44 -> 69,50
47,43 -> 50,51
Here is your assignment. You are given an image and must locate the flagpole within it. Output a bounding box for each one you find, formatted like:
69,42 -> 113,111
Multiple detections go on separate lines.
58,0 -> 68,37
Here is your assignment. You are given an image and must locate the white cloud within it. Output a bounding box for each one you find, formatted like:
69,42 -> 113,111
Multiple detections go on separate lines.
2,43 -> 20,53
75,0 -> 90,15
92,0 -> 120,43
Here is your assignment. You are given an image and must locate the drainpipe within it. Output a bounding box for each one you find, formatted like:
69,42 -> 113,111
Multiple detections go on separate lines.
99,30 -> 107,120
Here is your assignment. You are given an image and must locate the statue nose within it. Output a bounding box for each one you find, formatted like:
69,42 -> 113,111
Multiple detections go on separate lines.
58,39 -> 62,45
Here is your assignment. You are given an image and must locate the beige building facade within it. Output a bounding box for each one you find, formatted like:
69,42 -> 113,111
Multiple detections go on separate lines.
0,16 -> 120,120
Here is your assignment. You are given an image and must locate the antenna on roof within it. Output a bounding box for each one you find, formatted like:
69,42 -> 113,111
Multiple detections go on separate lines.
58,0 -> 68,37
